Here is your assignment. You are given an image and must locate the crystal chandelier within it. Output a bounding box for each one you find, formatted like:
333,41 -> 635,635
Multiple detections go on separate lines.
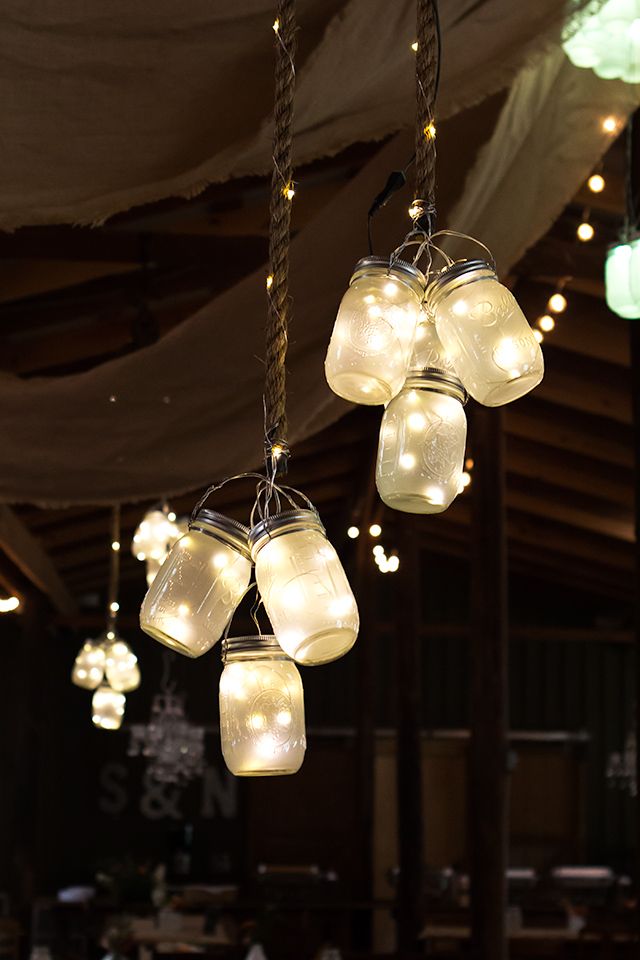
128,654 -> 205,784
132,502 -> 187,586
606,728 -> 637,797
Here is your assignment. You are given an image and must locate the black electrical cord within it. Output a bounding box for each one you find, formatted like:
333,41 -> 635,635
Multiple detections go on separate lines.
367,0 -> 441,254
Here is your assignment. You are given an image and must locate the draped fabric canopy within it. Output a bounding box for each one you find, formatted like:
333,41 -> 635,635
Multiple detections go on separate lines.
0,0 -> 637,506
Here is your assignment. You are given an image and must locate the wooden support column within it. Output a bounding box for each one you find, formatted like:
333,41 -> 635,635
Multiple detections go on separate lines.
630,323 -> 640,928
395,517 -> 423,956
469,405 -> 509,960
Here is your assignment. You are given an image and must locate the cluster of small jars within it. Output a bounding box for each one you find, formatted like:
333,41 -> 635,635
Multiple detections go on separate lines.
139,504 -> 359,776
71,632 -> 141,730
324,253 -> 544,514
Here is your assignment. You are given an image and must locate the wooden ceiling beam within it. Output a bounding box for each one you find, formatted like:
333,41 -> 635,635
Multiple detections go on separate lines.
0,506 -> 77,615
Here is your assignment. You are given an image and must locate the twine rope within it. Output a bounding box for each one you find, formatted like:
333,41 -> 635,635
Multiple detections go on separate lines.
414,0 -> 438,229
264,0 -> 296,465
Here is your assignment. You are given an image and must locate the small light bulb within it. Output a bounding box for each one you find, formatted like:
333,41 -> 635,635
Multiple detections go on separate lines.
110,602 -> 119,613
272,17 -> 280,32
369,523 -> 382,538
588,173 -> 605,193
372,545 -> 385,557
347,526 -> 360,539
465,457 -> 474,470
602,115 -> 619,134
283,183 -> 295,200
577,221 -> 594,242
0,596 -> 20,613
547,292 -> 567,313
111,540 -> 120,551
461,471 -> 472,489
387,555 -> 400,573
408,202 -> 423,219
167,511 -> 177,522
271,443 -> 283,459
533,329 -> 544,344
266,274 -> 273,290
411,40 -> 418,52
424,121 -> 436,140
538,314 -> 555,333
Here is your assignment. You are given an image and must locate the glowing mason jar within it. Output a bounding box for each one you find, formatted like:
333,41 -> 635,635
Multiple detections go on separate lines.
324,257 -> 425,405
427,260 -> 544,406
140,510 -> 252,658
219,635 -> 306,776
607,238 -> 640,318
92,684 -> 126,730
249,509 -> 359,665
71,639 -> 106,690
105,638 -> 141,693
376,361 -> 467,514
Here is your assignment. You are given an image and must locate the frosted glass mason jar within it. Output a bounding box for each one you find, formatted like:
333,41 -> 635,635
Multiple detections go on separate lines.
249,509 -> 359,665
427,260 -> 544,406
92,684 -> 126,730
376,371 -> 467,514
219,635 -> 306,776
140,510 -> 252,658
105,638 -> 141,693
324,257 -> 425,404
71,639 -> 106,690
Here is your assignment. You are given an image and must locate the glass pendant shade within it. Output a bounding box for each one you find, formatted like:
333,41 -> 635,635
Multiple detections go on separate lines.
71,639 -> 106,690
140,510 -> 252,657
219,635 -> 306,776
563,0 -> 640,83
92,684 -> 126,730
105,639 -> 141,693
427,260 -> 543,406
376,324 -> 467,514
249,509 -> 359,666
606,238 -> 640,318
324,257 -> 425,405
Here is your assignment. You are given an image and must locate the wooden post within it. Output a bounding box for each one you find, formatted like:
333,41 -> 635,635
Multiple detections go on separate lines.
395,517 -> 424,956
630,324 -> 640,929
469,405 -> 509,960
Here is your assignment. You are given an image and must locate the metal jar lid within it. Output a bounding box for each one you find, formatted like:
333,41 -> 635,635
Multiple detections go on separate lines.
222,634 -> 290,663
249,508 -> 325,559
350,256 -> 426,299
425,258 -> 496,310
189,508 -> 251,560
403,369 -> 467,405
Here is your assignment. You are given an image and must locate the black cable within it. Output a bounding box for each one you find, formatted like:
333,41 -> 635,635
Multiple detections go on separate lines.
366,0 -> 441,254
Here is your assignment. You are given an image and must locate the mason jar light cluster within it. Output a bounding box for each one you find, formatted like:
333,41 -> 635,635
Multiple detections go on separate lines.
139,485 -> 359,777
563,0 -> 640,83
72,631 -> 140,730
132,504 -> 187,586
324,247 -> 543,515
605,235 -> 640,318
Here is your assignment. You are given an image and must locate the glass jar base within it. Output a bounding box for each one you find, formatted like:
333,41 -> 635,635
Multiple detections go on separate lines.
288,626 -> 357,666
327,371 -> 393,405
140,621 -> 207,658
378,490 -> 450,515
475,369 -> 543,407
227,765 -> 302,777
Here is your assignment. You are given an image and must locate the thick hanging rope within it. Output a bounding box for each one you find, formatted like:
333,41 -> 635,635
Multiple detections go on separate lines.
107,504 -> 121,631
414,0 -> 438,232
264,1 -> 296,468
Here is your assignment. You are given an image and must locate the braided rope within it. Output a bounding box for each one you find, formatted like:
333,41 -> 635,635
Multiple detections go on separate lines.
264,0 -> 296,460
414,0 -> 438,224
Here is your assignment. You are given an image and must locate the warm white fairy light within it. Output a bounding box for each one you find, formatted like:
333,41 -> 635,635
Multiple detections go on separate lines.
547,292 -> 567,313
369,523 -> 382,537
602,115 -> 621,134
588,173 -> 605,193
347,525 -> 360,539
533,329 -> 544,344
0,596 -> 20,613
538,314 -> 555,333
577,220 -> 595,241
111,540 -> 120,551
